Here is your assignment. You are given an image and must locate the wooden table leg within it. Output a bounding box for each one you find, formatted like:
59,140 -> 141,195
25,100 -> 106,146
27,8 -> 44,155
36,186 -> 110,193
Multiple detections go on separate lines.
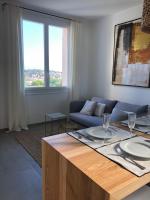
42,140 -> 110,200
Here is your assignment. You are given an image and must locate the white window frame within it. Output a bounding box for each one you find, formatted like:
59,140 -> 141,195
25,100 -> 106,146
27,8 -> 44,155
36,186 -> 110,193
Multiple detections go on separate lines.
21,10 -> 70,94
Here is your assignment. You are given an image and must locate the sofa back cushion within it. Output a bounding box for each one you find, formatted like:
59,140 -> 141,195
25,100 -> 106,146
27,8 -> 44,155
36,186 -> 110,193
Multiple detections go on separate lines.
70,100 -> 85,113
111,101 -> 148,122
111,108 -> 128,121
91,97 -> 117,113
114,101 -> 148,114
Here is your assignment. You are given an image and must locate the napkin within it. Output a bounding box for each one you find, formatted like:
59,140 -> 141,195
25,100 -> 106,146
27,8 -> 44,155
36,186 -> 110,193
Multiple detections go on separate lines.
68,126 -> 134,149
97,136 -> 150,176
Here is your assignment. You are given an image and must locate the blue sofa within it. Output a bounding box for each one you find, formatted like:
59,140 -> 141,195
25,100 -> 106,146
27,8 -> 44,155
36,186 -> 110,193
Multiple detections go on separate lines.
69,97 -> 148,127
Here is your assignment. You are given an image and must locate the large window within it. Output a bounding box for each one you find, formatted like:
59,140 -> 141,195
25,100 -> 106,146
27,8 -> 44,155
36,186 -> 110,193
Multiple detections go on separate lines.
22,14 -> 69,89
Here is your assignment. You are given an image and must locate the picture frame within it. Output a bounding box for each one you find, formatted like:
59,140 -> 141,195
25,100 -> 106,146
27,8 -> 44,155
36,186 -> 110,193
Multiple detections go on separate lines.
112,18 -> 150,88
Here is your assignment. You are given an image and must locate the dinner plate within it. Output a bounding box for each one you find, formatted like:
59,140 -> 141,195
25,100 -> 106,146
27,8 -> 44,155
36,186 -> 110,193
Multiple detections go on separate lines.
119,140 -> 150,159
85,126 -> 113,139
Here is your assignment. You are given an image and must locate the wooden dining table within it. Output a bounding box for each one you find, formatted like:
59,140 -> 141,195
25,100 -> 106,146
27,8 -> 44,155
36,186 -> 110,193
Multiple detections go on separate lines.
42,124 -> 150,200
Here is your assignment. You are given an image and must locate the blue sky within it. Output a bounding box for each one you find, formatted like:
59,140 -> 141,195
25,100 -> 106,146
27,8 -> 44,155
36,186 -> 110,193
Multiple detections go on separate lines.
23,20 -> 63,72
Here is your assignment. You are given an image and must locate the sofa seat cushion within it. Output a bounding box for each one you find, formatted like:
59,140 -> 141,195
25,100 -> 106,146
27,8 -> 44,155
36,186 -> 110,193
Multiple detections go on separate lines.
111,101 -> 148,122
91,97 -> 117,113
70,113 -> 102,127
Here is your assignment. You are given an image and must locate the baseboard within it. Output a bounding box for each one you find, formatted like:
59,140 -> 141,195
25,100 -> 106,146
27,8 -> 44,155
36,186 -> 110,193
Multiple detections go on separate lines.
0,128 -> 9,133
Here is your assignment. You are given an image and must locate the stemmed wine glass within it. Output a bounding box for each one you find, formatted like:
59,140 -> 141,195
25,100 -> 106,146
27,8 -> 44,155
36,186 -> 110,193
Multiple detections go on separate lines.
102,113 -> 111,143
147,106 -> 150,117
128,112 -> 136,134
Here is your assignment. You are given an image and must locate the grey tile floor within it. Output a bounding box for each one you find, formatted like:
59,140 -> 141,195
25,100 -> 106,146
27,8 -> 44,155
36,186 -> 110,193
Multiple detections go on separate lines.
0,133 -> 42,200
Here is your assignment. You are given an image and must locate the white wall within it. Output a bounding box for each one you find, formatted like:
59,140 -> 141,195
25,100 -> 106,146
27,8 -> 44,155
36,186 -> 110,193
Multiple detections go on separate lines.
88,5 -> 150,106
25,91 -> 69,124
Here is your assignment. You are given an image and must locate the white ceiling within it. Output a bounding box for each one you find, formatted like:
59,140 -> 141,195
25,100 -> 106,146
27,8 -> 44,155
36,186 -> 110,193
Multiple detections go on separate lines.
14,0 -> 143,18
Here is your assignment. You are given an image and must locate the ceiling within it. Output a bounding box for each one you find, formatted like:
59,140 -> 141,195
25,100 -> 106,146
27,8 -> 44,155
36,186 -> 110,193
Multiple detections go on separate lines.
13,0 -> 143,18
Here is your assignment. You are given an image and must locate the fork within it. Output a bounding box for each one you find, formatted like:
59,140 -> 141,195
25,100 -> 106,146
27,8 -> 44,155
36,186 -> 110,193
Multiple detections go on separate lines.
74,131 -> 94,142
111,145 -> 146,170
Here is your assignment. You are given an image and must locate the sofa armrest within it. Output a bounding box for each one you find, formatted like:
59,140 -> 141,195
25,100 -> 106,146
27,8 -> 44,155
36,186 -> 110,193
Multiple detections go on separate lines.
70,100 -> 85,113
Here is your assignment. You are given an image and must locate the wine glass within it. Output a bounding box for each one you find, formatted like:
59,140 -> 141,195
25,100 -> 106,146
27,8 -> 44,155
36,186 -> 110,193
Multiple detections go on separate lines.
128,112 -> 136,134
102,113 -> 111,133
147,106 -> 150,117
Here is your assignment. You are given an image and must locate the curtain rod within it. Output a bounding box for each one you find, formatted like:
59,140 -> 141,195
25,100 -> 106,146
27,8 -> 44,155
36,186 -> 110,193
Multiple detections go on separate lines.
2,2 -> 74,21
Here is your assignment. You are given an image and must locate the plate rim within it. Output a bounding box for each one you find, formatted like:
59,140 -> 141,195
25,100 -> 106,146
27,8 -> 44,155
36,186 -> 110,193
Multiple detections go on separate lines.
85,127 -> 112,139
135,118 -> 150,126
119,140 -> 150,158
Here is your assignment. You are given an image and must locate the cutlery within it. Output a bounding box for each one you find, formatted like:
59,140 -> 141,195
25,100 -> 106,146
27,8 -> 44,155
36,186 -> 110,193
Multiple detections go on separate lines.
136,142 -> 150,148
135,126 -> 150,134
74,131 -> 94,142
108,127 -> 118,135
109,127 -> 118,133
145,140 -> 150,143
110,145 -> 146,170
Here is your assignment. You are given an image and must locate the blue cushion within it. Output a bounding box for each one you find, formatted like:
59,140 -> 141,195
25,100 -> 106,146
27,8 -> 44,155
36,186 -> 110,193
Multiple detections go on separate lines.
70,113 -> 103,127
114,101 -> 148,115
91,97 -> 117,113
111,108 -> 128,122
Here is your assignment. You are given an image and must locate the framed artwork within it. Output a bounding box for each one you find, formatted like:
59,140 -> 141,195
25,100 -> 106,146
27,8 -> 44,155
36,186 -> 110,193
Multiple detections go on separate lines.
112,18 -> 150,88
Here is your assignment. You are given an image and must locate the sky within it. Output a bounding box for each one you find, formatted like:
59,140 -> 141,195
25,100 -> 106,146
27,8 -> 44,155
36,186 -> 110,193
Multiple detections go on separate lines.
23,20 -> 63,72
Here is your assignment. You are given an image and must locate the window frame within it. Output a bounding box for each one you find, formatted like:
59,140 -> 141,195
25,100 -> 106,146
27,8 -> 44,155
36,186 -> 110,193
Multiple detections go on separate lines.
21,10 -> 70,93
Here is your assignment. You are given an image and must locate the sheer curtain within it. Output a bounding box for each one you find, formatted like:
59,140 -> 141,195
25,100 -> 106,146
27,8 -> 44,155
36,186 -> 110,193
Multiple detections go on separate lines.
3,4 -> 28,131
68,21 -> 81,102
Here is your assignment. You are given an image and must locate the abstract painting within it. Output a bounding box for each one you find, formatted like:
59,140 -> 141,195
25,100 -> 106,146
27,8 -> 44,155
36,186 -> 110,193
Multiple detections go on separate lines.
112,19 -> 150,87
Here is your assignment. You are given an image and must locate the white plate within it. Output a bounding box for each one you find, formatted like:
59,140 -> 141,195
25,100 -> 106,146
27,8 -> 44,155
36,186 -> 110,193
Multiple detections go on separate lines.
85,126 -> 112,139
119,140 -> 150,159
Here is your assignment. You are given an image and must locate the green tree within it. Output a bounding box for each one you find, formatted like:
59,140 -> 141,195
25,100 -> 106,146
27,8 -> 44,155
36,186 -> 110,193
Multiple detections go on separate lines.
49,77 -> 62,87
31,80 -> 44,87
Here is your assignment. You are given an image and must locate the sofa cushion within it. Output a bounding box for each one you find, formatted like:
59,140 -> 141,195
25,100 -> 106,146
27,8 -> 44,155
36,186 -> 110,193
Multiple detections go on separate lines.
80,100 -> 96,115
111,101 -> 148,122
111,108 -> 128,122
94,103 -> 106,117
70,100 -> 85,113
70,112 -> 103,127
91,97 -> 117,113
114,101 -> 148,114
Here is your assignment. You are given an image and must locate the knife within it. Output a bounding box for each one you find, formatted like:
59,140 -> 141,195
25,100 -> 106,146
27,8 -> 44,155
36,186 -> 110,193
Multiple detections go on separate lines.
74,131 -> 94,141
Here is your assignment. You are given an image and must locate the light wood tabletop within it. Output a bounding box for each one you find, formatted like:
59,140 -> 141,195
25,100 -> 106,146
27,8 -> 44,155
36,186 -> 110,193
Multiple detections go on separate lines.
42,125 -> 150,200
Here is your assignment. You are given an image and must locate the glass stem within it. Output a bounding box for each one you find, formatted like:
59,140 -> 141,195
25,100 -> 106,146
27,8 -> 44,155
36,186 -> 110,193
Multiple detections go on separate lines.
130,128 -> 132,134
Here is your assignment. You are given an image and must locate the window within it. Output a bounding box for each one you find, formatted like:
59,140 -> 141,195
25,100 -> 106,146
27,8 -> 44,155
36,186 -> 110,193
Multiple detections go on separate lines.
49,26 -> 67,87
22,13 -> 69,89
23,20 -> 45,87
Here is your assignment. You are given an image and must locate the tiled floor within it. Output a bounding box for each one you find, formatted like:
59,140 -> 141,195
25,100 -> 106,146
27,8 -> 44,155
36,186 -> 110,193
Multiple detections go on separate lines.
0,133 -> 42,200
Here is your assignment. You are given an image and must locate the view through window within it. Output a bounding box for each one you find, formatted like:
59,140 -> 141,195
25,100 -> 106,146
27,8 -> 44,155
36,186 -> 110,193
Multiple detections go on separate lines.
49,26 -> 63,87
22,19 -> 68,88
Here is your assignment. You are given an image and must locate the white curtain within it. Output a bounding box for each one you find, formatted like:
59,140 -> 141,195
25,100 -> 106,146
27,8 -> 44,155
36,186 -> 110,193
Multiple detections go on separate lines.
68,21 -> 81,102
3,4 -> 28,131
